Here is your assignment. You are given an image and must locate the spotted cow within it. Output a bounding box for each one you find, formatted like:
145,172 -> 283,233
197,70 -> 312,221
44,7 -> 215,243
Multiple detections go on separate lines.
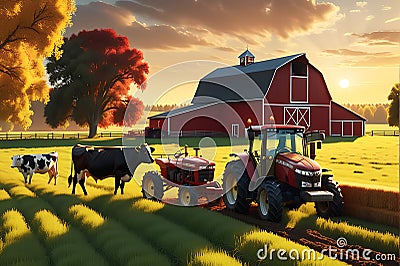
11,152 -> 59,185
68,144 -> 154,195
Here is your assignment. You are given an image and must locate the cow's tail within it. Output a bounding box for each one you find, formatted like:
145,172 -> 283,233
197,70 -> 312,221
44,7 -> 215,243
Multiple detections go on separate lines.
68,159 -> 74,188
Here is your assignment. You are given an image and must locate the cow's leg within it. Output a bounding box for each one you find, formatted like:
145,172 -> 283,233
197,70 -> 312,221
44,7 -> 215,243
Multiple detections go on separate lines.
23,172 -> 28,184
120,181 -> 125,195
79,178 -> 88,196
48,171 -> 53,184
114,177 -> 120,195
28,172 -> 34,184
72,173 -> 78,194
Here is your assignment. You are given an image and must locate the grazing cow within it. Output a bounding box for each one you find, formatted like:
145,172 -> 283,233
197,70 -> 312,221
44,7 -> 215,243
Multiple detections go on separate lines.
68,143 -> 155,195
11,152 -> 59,185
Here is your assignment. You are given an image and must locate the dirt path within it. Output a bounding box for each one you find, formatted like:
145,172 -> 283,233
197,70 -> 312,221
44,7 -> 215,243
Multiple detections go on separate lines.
207,201 -> 399,266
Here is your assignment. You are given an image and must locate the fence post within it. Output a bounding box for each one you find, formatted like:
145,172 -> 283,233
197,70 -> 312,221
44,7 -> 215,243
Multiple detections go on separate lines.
78,133 -> 80,139
20,132 -> 22,139
110,132 -> 112,137
6,132 -> 8,140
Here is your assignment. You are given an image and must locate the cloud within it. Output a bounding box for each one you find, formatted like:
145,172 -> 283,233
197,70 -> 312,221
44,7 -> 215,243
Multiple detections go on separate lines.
356,1 -> 368,8
66,2 -> 211,49
365,15 -> 375,21
323,49 -> 390,57
381,6 -> 392,11
351,31 -> 400,45
385,17 -> 400,23
349,9 -> 361,13
115,0 -> 341,40
323,49 -> 399,67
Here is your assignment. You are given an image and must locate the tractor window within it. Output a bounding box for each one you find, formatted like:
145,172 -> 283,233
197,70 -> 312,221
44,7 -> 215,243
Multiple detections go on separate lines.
266,131 -> 304,155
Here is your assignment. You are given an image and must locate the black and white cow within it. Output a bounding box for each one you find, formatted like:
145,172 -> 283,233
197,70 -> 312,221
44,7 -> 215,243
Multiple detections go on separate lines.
68,143 -> 154,195
11,152 -> 59,185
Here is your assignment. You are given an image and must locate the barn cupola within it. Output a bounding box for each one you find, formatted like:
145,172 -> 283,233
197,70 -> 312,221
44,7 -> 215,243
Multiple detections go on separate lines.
238,49 -> 255,66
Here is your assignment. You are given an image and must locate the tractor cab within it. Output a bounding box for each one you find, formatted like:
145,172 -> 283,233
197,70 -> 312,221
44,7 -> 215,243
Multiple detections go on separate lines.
223,124 -> 343,223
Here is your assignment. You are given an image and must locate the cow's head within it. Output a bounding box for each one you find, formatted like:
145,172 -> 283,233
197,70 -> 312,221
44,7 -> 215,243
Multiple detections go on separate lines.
11,155 -> 22,168
138,143 -> 155,163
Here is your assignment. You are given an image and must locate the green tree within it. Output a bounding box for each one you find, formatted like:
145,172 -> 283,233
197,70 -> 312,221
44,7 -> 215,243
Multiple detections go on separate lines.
45,29 -> 149,138
0,0 -> 75,129
387,83 -> 399,127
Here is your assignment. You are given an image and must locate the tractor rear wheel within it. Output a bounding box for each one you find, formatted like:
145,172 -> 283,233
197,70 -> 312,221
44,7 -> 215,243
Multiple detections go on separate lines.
315,180 -> 343,218
178,186 -> 197,206
142,171 -> 164,201
257,180 -> 283,222
222,160 -> 251,213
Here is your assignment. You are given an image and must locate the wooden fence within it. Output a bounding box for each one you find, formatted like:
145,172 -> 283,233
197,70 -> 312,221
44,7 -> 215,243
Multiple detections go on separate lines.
0,130 -> 144,140
371,130 -> 399,136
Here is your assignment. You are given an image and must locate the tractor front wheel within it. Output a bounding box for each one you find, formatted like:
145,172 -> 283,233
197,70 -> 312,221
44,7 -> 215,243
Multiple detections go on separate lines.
178,186 -> 197,206
315,180 -> 343,218
222,160 -> 251,213
142,171 -> 164,201
257,180 -> 283,222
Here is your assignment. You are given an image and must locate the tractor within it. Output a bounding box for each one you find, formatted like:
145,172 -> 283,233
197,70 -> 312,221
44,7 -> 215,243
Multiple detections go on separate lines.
142,146 -> 222,206
223,124 -> 343,222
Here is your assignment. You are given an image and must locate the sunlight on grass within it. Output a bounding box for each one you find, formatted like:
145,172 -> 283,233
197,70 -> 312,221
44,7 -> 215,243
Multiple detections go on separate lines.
131,198 -> 164,213
188,248 -> 242,266
68,204 -> 105,229
33,210 -> 68,239
286,203 -> 316,228
0,189 -> 10,200
1,209 -> 30,245
316,218 -> 399,254
237,229 -> 347,265
8,186 -> 36,198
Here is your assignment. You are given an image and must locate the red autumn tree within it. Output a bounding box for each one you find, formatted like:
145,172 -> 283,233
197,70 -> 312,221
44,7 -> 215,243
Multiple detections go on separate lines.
45,29 -> 149,137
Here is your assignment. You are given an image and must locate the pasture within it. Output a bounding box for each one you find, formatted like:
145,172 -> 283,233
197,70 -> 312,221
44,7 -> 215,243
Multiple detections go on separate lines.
0,133 -> 398,265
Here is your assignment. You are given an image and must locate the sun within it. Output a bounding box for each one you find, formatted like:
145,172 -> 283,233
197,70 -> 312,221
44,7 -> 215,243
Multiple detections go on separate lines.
339,79 -> 349,88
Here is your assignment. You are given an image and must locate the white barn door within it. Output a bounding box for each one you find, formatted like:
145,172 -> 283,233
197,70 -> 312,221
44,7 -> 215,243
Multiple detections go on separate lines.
284,107 -> 310,129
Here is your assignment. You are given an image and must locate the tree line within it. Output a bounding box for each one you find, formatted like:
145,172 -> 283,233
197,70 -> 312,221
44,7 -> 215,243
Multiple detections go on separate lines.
343,103 -> 388,124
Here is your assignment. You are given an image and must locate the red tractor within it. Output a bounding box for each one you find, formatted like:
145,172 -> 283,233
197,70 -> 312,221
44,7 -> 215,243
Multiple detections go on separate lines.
223,125 -> 343,222
142,146 -> 222,206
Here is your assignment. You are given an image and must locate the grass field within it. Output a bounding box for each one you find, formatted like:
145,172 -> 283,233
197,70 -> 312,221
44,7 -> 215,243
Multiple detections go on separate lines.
0,148 -> 351,265
0,131 -> 398,265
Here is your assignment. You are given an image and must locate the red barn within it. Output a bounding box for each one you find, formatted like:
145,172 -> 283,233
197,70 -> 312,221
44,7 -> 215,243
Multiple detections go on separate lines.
147,51 -> 365,138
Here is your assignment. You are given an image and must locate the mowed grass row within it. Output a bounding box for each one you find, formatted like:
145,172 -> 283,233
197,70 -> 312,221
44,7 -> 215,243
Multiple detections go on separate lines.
284,204 -> 399,255
0,179 -> 109,266
8,180 -> 173,266
30,182 -> 242,266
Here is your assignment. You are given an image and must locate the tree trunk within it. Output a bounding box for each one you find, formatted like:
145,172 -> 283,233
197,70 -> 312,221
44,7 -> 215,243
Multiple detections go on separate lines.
88,121 -> 98,138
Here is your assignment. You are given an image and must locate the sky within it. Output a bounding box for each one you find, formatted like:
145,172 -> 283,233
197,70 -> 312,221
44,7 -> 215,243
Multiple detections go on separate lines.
70,0 -> 400,105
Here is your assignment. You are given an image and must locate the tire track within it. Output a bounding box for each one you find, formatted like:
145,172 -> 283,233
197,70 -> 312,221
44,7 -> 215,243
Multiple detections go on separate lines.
213,202 -> 400,266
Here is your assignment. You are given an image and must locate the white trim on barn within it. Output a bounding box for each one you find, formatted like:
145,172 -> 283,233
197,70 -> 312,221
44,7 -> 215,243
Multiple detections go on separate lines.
330,120 -> 364,137
232,124 -> 239,138
290,63 -> 309,104
284,107 -> 310,129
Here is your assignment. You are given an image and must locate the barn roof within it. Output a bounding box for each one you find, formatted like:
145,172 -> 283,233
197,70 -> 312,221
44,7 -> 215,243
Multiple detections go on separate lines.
192,53 -> 305,104
148,104 -> 213,119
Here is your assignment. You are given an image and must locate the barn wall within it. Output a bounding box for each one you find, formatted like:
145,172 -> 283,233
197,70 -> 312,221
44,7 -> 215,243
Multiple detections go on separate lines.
164,100 -> 262,137
149,118 -> 165,129
266,64 -> 291,104
331,102 -> 364,120
308,65 -> 332,104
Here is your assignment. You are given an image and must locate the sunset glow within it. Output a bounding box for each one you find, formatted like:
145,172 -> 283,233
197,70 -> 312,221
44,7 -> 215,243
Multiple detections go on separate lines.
70,0 -> 400,104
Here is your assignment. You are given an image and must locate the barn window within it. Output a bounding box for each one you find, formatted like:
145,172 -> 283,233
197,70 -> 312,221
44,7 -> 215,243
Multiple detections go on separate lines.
291,62 -> 307,77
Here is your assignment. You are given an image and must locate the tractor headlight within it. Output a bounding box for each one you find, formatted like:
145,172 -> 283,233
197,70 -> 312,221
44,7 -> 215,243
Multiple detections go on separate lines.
314,181 -> 321,188
301,181 -> 312,188
199,166 -> 207,170
295,169 -> 321,177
